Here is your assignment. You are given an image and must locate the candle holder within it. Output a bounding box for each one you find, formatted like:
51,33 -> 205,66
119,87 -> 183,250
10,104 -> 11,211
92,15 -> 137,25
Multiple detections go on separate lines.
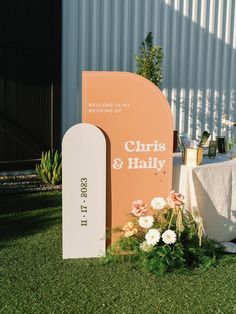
208,141 -> 217,158
217,136 -> 227,154
184,147 -> 203,166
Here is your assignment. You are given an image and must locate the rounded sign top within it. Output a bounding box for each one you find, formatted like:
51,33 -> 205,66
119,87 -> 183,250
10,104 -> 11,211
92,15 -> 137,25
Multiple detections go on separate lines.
62,122 -> 106,258
62,122 -> 106,143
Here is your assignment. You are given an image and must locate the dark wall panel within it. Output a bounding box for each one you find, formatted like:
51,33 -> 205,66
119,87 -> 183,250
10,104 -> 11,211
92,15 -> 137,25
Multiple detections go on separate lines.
0,0 -> 61,171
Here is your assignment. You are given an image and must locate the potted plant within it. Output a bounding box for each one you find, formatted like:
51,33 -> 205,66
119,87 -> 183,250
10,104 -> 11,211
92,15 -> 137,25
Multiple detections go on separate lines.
135,32 -> 163,89
135,32 -> 178,152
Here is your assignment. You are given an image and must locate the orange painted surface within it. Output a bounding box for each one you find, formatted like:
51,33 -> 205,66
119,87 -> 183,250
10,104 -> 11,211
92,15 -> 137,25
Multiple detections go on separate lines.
82,71 -> 173,238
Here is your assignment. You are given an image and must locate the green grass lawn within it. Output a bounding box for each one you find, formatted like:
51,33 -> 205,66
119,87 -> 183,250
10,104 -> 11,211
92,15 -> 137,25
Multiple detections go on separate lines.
0,191 -> 236,314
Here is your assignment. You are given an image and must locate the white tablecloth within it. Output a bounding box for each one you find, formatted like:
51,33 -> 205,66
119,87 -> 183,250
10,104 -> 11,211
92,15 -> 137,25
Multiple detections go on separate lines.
173,153 -> 236,242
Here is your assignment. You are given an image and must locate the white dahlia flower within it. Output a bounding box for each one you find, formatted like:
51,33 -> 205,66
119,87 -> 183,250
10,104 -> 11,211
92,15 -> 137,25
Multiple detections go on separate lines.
139,241 -> 154,252
145,229 -> 161,245
162,230 -> 177,244
138,215 -> 154,229
151,197 -> 167,210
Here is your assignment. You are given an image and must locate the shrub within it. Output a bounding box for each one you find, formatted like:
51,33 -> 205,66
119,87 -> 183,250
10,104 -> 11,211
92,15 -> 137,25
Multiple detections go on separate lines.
36,150 -> 62,186
135,32 -> 164,89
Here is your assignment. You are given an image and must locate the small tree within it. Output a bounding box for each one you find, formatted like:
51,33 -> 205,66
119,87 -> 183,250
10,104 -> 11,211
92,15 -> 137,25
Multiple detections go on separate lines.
135,32 -> 164,89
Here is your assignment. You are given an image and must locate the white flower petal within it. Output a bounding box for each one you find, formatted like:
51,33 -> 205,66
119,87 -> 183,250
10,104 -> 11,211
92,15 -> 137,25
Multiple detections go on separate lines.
145,229 -> 161,245
139,241 -> 153,252
138,215 -> 154,228
151,197 -> 167,210
162,230 -> 177,244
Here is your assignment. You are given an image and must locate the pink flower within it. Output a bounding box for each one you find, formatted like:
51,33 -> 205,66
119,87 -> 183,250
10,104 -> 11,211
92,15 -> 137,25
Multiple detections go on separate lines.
167,190 -> 184,208
131,200 -> 147,217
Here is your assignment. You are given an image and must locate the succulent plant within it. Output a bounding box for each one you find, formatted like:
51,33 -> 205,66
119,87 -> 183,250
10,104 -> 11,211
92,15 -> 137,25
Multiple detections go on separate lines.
36,150 -> 62,186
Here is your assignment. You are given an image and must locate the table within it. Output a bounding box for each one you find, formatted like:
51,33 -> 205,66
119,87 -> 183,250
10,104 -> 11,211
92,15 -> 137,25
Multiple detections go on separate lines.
172,153 -> 236,242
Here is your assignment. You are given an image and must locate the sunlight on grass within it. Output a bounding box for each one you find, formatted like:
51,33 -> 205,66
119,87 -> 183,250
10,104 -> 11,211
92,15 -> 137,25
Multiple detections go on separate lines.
0,191 -> 235,313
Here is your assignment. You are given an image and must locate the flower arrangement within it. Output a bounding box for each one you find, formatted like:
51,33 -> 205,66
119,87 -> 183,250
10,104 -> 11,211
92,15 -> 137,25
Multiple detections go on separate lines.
105,191 -> 223,276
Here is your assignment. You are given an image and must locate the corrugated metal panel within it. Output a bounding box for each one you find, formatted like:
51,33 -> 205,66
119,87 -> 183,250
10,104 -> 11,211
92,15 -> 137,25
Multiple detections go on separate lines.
62,0 -> 236,140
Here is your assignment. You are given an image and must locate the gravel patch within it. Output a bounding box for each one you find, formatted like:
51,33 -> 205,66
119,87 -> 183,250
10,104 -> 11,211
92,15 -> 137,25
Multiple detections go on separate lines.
0,175 -> 62,194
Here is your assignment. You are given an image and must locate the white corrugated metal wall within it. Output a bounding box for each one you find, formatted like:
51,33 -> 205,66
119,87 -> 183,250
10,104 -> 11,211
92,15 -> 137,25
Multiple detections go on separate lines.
62,0 -> 236,140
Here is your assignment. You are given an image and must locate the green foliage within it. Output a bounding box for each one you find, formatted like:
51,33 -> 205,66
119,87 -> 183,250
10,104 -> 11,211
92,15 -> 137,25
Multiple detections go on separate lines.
137,243 -> 186,276
36,150 -> 62,186
0,192 -> 236,313
135,31 -> 164,89
104,203 -> 224,277
184,238 -> 223,270
105,232 -> 223,277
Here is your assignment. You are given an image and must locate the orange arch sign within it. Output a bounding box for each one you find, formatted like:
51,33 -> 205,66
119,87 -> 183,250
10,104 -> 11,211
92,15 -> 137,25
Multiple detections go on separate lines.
82,71 -> 173,237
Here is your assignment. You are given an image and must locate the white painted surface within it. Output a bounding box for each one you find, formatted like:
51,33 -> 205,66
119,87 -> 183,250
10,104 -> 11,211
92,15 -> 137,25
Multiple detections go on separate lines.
62,123 -> 106,259
62,0 -> 236,141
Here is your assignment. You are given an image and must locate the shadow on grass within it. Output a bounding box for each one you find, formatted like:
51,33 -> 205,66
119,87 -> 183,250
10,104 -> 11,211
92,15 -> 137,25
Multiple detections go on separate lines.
0,212 -> 61,242
0,192 -> 62,246
0,191 -> 62,214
